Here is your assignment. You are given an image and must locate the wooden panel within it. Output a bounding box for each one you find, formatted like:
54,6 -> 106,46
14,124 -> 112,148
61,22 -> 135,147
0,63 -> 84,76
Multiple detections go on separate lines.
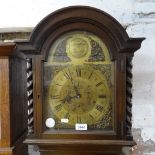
37,139 -> 125,155
0,57 -> 11,147
0,44 -> 28,155
40,151 -> 121,155
0,43 -> 15,56
9,56 -> 28,144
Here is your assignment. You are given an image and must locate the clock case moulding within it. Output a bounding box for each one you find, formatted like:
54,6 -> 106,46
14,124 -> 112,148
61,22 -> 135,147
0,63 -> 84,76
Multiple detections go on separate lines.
12,6 -> 145,155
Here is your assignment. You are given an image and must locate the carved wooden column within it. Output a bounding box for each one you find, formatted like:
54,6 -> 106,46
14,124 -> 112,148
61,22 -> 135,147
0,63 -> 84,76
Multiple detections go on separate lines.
0,42 -> 28,155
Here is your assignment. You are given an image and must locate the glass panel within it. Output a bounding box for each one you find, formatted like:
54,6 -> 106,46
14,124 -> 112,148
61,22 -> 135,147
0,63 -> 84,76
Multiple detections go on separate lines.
43,31 -> 114,131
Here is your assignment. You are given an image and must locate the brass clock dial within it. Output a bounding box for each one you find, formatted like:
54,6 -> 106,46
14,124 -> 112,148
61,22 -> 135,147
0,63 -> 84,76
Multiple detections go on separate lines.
48,65 -> 110,126
43,31 -> 113,130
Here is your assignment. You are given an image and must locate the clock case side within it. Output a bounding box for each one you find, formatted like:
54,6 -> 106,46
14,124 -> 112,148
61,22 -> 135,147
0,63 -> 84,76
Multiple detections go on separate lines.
15,6 -> 145,143
0,43 -> 28,155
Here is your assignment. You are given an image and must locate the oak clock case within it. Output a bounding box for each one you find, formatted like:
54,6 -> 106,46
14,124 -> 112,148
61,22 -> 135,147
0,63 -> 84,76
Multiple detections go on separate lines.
43,31 -> 114,132
17,6 -> 145,155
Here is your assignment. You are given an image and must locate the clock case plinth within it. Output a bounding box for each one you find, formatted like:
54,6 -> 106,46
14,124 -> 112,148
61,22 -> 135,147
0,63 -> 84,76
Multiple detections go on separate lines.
15,6 -> 144,155
25,139 -> 135,155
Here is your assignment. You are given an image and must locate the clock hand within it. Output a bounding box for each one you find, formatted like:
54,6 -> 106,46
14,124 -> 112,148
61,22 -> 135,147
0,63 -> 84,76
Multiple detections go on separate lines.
66,69 -> 80,96
72,81 -> 82,98
73,85 -> 81,97
60,91 -> 71,103
70,79 -> 81,97
70,95 -> 80,99
61,94 -> 78,104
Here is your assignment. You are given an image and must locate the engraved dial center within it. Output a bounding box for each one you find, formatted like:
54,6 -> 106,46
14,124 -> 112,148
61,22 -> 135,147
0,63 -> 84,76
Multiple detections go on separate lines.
60,78 -> 97,114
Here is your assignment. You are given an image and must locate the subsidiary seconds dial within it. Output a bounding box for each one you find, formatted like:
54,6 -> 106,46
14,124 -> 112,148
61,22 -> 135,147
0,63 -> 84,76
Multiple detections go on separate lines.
48,65 -> 110,126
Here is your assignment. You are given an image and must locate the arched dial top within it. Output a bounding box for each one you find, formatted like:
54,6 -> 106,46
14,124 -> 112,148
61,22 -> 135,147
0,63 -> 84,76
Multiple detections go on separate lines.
47,31 -> 110,64
43,31 -> 114,130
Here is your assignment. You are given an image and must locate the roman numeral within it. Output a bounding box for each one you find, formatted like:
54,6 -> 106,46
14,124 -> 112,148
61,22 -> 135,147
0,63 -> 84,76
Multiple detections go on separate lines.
98,94 -> 106,98
76,68 -> 81,77
64,112 -> 70,119
96,82 -> 103,87
51,95 -> 59,99
56,83 -> 62,86
63,69 -> 72,80
77,116 -> 82,123
55,104 -> 62,111
88,71 -> 93,79
96,104 -> 104,112
89,114 -> 94,119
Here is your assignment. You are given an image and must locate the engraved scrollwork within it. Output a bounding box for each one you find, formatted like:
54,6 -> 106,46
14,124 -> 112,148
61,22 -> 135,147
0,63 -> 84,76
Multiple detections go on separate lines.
88,38 -> 105,62
93,105 -> 112,129
52,39 -> 70,62
90,64 -> 112,88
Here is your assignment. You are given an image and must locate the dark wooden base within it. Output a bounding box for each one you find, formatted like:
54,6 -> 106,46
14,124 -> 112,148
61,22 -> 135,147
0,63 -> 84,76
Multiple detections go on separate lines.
25,139 -> 135,155
40,151 -> 122,155
38,144 -> 123,155
13,143 -> 27,155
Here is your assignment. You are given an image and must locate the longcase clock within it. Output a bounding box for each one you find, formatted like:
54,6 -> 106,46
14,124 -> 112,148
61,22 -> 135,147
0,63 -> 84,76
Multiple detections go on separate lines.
15,6 -> 144,155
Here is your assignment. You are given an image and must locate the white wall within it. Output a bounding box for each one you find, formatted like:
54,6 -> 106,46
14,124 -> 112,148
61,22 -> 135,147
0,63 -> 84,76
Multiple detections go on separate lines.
0,0 -> 155,154
0,0 -> 133,28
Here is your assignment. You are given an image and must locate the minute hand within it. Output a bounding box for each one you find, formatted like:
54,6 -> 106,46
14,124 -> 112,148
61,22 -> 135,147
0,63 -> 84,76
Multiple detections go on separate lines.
69,76 -> 80,96
73,83 -> 80,96
66,69 -> 80,96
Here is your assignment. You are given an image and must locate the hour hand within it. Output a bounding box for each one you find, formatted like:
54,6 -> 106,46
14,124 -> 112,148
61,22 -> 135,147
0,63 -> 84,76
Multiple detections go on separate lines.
61,94 -> 80,104
73,85 -> 80,96
60,95 -> 73,104
71,82 -> 81,97
60,95 -> 71,103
